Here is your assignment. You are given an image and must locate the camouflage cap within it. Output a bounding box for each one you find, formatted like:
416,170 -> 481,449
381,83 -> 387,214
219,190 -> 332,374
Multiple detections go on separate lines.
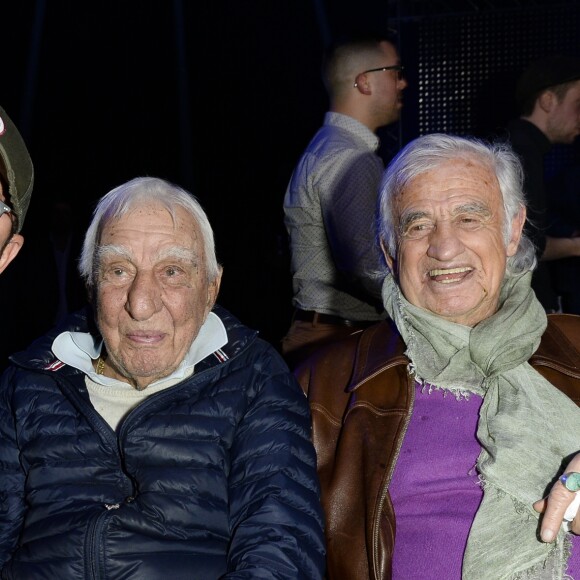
0,105 -> 34,232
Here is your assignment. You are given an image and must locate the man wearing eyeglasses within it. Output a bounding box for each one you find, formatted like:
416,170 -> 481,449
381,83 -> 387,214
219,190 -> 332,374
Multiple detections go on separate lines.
0,105 -> 34,275
282,32 -> 407,368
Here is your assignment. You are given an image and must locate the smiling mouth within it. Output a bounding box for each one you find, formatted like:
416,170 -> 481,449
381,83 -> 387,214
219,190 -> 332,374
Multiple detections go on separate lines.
428,267 -> 473,283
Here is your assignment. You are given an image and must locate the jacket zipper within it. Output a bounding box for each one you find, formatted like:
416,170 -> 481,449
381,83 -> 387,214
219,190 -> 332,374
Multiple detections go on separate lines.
86,510 -> 110,579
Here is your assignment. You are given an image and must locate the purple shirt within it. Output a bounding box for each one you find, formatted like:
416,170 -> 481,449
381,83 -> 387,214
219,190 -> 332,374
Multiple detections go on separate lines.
389,383 -> 580,578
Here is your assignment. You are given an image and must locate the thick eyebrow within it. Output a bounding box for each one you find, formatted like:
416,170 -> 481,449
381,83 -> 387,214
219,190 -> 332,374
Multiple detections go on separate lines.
450,202 -> 492,218
97,244 -> 132,263
399,210 -> 430,232
156,246 -> 198,265
399,202 -> 492,230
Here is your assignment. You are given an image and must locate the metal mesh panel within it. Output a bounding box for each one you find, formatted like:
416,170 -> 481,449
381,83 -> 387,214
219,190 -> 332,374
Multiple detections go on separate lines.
395,3 -> 580,173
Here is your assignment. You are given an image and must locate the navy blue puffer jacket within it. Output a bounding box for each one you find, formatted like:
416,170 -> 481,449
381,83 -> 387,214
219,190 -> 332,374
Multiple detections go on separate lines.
0,305 -> 325,579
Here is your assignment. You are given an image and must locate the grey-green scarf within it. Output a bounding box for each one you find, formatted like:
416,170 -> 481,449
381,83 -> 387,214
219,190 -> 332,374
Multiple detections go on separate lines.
381,270 -> 580,579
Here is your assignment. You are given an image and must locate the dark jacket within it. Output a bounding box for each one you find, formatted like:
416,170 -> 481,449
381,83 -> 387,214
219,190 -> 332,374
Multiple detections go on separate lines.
506,119 -> 559,311
546,164 -> 580,312
296,314 -> 580,580
0,305 -> 325,579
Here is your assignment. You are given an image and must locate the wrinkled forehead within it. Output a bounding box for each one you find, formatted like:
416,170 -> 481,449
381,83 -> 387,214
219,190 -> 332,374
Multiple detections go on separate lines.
395,157 -> 501,208
102,201 -> 197,233
99,202 -> 204,259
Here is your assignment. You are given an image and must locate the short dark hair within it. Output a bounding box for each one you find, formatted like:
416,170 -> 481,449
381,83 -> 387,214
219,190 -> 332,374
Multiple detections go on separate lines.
321,30 -> 399,97
516,55 -> 580,115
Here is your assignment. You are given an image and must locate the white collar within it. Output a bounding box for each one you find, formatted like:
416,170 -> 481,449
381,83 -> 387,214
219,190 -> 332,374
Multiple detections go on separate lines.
52,312 -> 228,387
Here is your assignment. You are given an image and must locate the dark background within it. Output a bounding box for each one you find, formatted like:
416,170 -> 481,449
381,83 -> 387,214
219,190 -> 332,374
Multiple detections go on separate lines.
1,0 -> 579,360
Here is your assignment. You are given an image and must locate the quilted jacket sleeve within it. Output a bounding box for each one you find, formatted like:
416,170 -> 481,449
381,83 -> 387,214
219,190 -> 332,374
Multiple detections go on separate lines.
0,367 -> 27,568
224,341 -> 326,579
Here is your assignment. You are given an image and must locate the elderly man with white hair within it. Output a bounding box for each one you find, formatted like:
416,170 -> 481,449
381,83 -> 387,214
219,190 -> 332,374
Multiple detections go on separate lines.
297,134 -> 580,579
0,176 -> 325,579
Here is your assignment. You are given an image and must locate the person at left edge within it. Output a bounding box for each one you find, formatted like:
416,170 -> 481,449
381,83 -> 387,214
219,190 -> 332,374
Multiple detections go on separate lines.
0,104 -> 34,372
0,177 -> 325,579
0,104 -> 33,274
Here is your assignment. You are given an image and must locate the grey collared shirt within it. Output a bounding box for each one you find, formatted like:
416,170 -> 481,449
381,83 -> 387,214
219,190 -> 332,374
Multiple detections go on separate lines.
283,112 -> 387,321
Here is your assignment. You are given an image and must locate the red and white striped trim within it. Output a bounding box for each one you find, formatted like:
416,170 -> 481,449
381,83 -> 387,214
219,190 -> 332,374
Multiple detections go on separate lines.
212,349 -> 229,363
44,359 -> 66,371
44,351 -> 228,372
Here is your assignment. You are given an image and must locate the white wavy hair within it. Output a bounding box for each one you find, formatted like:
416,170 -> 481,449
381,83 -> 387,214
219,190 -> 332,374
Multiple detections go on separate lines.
79,176 -> 221,292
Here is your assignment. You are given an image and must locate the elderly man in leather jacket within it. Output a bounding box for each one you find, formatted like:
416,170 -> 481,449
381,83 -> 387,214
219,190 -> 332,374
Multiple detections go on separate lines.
0,177 -> 325,578
296,134 -> 580,579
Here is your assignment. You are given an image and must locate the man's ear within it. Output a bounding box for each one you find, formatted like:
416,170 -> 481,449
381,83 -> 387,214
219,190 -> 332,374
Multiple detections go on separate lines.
538,90 -> 555,114
354,73 -> 372,95
205,266 -> 223,316
380,238 -> 396,272
506,206 -> 526,257
0,234 -> 23,274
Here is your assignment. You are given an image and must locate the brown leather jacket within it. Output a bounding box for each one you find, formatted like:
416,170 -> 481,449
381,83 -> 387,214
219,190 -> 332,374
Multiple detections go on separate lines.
295,314 -> 580,580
